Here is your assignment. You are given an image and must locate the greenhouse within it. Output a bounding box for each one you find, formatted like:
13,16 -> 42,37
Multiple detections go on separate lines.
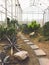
0,0 -> 49,65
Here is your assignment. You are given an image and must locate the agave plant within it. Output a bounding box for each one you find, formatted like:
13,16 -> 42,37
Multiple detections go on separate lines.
3,35 -> 20,55
0,51 -> 9,65
0,51 -> 17,65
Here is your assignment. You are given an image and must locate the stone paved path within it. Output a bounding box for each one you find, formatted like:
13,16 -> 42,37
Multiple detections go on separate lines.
20,34 -> 49,65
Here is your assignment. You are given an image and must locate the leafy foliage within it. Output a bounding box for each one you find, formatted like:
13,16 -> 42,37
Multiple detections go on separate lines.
7,17 -> 19,28
0,18 -> 18,40
7,17 -> 11,27
42,21 -> 49,36
28,21 -> 40,32
22,24 -> 29,34
0,26 -> 16,40
11,19 -> 17,27
0,25 -> 4,39
38,21 -> 49,42
22,20 -> 40,34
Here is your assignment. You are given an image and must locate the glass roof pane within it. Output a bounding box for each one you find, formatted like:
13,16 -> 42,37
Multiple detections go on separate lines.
19,0 -> 49,12
0,0 -> 49,22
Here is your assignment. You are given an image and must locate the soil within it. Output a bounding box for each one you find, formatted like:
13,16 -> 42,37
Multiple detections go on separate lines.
0,34 -> 40,65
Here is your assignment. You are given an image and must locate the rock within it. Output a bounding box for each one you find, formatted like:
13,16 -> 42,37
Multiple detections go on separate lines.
14,51 -> 29,60
29,32 -> 35,36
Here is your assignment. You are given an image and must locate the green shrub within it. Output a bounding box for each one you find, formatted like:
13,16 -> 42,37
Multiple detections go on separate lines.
0,26 -> 17,40
28,21 -> 40,34
6,27 -> 16,36
38,36 -> 49,42
11,19 -> 16,27
21,21 -> 40,34
43,21 -> 49,36
0,25 -> 7,39
22,24 -> 29,34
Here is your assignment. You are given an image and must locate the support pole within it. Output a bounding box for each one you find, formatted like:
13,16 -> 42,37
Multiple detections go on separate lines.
15,0 -> 16,19
43,11 -> 45,26
5,0 -> 7,26
11,0 -> 13,19
1,13 -> 2,21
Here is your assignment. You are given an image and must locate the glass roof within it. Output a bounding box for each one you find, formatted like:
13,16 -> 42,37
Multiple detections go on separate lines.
19,0 -> 49,12
0,0 -> 49,23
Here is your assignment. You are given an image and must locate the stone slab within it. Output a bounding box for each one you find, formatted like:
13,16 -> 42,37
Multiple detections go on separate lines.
22,37 -> 27,40
20,35 -> 27,39
24,40 -> 30,42
14,51 -> 29,60
26,42 -> 34,45
34,49 -> 46,56
21,36 -> 27,40
38,58 -> 49,65
30,45 -> 39,50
